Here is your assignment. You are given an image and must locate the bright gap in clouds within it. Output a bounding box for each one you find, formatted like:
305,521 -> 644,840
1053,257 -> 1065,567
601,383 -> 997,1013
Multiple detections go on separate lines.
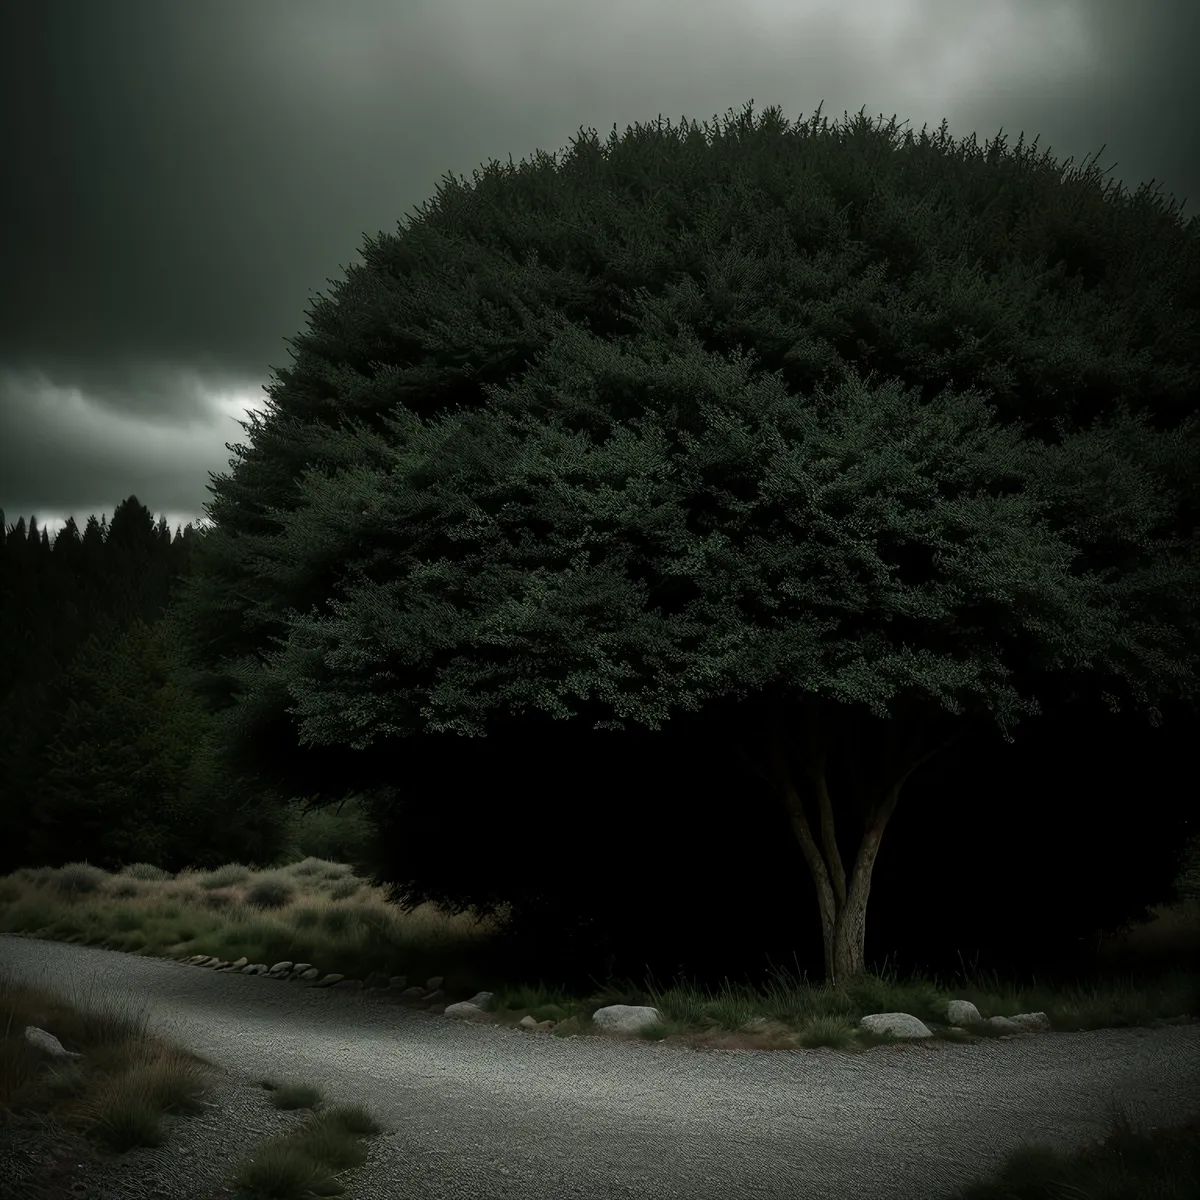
1,367 -> 269,544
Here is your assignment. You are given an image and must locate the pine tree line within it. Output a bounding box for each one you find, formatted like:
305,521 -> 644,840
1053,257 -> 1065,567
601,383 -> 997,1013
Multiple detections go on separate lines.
0,496 -> 301,877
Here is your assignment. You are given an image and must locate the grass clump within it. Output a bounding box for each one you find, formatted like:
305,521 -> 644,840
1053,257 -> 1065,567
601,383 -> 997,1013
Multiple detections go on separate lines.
0,964 -> 390,1198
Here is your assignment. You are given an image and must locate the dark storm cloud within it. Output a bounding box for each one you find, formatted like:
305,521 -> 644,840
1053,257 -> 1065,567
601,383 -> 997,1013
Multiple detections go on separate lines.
2,0 -> 1197,538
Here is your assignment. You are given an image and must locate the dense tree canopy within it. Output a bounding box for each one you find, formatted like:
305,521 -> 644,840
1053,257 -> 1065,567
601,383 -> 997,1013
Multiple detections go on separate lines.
164,100 -> 1200,985
0,496 -> 298,877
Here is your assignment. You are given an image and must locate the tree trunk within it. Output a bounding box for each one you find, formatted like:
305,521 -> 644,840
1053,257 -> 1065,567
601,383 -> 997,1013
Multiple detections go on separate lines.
737,693 -> 969,989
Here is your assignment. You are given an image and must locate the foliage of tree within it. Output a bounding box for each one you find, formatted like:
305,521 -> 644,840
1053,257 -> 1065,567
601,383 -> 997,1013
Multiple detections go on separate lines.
0,495 -> 298,876
1173,828 -> 1200,909
120,103 -> 1200,984
27,615 -> 209,871
24,614 -> 293,875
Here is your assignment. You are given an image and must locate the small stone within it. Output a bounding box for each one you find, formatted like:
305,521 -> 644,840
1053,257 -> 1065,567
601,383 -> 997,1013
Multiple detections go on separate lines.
25,1027 -> 83,1060
310,973 -> 345,988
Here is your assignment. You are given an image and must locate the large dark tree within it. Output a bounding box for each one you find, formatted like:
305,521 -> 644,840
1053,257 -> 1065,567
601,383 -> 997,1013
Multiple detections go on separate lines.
164,101 -> 1200,989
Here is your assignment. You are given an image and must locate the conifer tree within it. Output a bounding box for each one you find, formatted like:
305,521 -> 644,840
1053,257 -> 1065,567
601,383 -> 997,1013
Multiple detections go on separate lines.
31,614 -> 296,874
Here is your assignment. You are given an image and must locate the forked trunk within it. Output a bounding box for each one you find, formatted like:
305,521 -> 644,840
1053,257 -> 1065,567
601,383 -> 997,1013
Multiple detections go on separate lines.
738,695 -> 966,990
794,765 -> 893,989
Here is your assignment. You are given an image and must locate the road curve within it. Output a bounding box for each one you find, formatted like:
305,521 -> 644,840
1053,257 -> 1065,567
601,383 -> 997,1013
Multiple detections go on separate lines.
2,933 -> 1198,1200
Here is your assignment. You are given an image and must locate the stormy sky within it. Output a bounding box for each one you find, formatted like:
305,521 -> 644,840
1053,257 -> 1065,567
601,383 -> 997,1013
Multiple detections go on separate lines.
2,0 -> 1197,545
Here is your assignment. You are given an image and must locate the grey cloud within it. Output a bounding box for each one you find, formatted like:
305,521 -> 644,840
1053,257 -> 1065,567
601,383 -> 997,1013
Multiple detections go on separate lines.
2,0 -> 1195,538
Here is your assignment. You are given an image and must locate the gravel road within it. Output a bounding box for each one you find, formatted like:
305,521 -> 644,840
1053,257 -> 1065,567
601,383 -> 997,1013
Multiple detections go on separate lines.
2,933 -> 1199,1200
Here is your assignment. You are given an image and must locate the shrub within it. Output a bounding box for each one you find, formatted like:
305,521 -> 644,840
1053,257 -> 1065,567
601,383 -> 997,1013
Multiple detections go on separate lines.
49,861 -> 109,901
288,905 -> 324,931
117,863 -> 173,882
285,795 -> 376,866
242,874 -> 297,910
1170,830 -> 1200,907
327,878 -> 362,902
198,888 -> 241,912
283,856 -> 352,881
198,863 -> 254,890
6,867 -> 45,885
320,908 -> 358,937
